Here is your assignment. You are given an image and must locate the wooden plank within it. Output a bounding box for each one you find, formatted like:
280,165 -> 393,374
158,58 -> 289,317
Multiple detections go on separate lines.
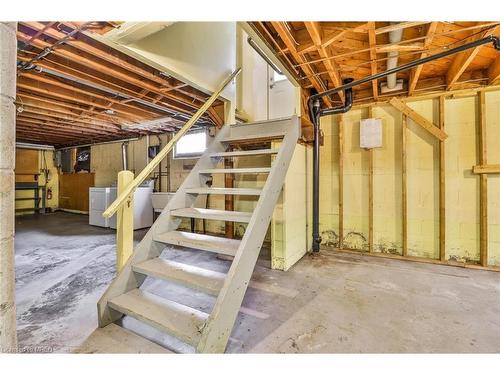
171,208 -> 253,223
439,96 -> 446,262
15,149 -> 39,177
270,21 -> 333,106
224,151 -> 234,239
408,22 -> 439,96
446,25 -> 498,89
303,22 -> 345,103
132,258 -> 225,296
473,164 -> 500,174
488,56 -> 500,84
185,187 -> 262,196
478,91 -> 488,267
154,231 -> 241,256
339,118 -> 344,249
108,289 -> 207,347
199,167 -> 271,174
367,22 -> 379,101
367,106 -> 374,253
116,171 -> 134,272
59,173 -> 95,212
389,97 -> 448,141
402,115 -> 408,257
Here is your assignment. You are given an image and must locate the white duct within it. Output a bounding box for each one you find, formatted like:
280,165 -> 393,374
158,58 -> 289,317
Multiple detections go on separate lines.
386,24 -> 403,89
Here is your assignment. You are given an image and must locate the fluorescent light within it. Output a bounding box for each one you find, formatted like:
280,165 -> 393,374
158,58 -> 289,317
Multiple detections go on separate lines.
122,116 -> 174,131
16,142 -> 55,151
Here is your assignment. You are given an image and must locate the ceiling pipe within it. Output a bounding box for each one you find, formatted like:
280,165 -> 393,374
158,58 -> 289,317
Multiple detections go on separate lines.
386,23 -> 403,90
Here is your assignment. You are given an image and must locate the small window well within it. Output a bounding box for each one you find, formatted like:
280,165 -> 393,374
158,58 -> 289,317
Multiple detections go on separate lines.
173,130 -> 207,159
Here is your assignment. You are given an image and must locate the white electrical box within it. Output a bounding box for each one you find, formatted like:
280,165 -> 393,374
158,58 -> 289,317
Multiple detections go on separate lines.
360,118 -> 383,149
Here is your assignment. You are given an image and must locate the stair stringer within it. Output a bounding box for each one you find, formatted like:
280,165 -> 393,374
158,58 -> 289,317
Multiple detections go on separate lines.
97,124 -> 232,327
196,115 -> 300,353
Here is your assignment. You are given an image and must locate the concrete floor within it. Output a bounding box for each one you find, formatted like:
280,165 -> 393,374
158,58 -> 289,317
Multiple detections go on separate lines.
15,212 -> 500,353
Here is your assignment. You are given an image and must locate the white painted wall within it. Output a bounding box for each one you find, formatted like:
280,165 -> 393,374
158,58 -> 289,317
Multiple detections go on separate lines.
237,26 -> 298,122
101,22 -> 237,103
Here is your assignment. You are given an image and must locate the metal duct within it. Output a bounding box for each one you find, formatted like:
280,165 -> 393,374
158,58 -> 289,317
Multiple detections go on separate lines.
121,142 -> 129,170
386,23 -> 403,90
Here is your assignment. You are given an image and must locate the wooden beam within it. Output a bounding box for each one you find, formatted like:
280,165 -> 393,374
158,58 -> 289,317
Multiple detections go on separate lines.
408,22 -> 439,96
375,43 -> 424,53
389,97 -> 448,141
402,114 -> 408,257
303,22 -> 345,103
367,106 -> 374,253
439,96 -> 446,262
270,22 -> 333,106
446,25 -> 498,89
488,56 -> 500,84
473,164 -> 500,174
374,22 -> 429,35
478,91 -> 488,267
367,22 -> 379,100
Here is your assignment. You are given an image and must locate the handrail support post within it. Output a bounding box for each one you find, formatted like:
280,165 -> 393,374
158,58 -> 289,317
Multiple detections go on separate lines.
116,170 -> 134,272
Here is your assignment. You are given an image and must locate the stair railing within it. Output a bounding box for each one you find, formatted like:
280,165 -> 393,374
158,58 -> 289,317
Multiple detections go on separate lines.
102,68 -> 241,270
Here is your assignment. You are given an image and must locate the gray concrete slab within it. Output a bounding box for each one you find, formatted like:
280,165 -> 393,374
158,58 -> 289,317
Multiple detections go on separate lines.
15,212 -> 500,353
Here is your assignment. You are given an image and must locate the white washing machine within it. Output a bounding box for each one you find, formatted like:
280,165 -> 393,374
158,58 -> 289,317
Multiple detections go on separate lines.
89,187 -> 113,227
89,181 -> 154,229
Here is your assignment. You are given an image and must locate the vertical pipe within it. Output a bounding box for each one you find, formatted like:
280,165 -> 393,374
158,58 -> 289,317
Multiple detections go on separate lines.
121,142 -> 129,171
312,100 -> 322,251
0,21 -> 18,352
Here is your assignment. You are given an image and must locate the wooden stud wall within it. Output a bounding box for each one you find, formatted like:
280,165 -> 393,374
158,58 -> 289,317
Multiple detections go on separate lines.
328,88 -> 500,273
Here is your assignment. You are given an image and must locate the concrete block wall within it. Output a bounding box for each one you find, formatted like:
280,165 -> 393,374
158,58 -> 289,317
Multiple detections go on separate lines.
318,89 -> 500,267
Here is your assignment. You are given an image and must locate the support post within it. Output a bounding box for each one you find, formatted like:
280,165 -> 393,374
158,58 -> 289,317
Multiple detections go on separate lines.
402,115 -> 408,257
116,170 -> 134,272
478,91 -> 488,267
439,96 -> 446,262
0,21 -> 18,352
368,106 -> 374,253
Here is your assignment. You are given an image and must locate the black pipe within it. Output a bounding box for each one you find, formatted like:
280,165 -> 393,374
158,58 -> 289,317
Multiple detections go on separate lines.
308,35 -> 500,253
311,78 -> 353,252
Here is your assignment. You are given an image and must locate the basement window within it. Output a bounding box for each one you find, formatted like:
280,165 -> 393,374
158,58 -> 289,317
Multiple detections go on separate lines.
173,130 -> 207,159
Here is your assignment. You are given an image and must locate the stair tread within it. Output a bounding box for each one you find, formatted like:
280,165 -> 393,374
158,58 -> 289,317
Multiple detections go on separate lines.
221,131 -> 285,143
199,167 -> 271,174
210,148 -> 279,157
171,207 -> 253,223
185,187 -> 261,196
154,231 -> 241,256
133,258 -> 225,295
108,289 -> 208,346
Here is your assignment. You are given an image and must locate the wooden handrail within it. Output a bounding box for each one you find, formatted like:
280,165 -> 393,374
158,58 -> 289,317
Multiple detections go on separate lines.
102,68 -> 241,219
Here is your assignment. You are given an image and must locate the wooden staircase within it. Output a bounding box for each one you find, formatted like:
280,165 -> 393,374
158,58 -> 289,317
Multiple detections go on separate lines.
97,116 -> 300,353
